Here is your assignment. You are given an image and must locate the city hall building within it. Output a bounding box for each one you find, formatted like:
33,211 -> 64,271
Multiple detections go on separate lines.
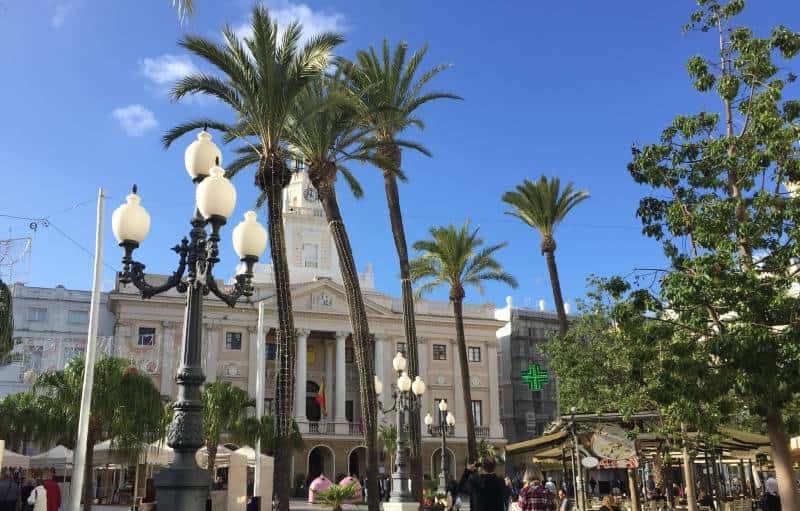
108,168 -> 505,485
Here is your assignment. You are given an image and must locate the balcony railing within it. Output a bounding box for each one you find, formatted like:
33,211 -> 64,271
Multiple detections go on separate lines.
475,426 -> 490,437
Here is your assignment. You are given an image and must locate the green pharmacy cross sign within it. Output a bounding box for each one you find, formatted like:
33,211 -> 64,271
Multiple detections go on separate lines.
521,362 -> 549,391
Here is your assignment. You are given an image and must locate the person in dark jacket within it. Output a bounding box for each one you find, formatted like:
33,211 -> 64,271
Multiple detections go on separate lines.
458,458 -> 509,511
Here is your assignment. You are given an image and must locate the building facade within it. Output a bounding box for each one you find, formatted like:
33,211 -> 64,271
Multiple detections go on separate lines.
495,297 -> 563,443
0,283 -> 116,398
109,168 -> 505,485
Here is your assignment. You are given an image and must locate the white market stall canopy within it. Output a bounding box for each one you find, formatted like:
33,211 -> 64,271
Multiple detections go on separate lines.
30,445 -> 73,470
2,449 -> 30,469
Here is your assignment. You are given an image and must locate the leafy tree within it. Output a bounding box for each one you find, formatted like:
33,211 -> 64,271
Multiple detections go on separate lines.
624,1 -> 800,507
377,423 -> 397,469
411,221 -> 517,461
229,76 -> 386,510
201,381 -> 253,478
162,7 -> 342,508
0,391 -> 42,453
502,176 -> 589,336
33,357 -> 164,511
341,40 -> 460,496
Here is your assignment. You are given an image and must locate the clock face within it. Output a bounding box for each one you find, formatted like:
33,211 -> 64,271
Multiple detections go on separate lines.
303,186 -> 318,202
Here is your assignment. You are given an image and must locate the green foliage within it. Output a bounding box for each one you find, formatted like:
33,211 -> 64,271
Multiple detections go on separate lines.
313,481 -> 358,511
32,357 -> 164,460
235,413 -> 304,456
476,438 -> 502,463
378,422 -> 397,467
501,176 -> 589,246
410,221 -> 517,299
201,381 -> 253,451
0,391 -> 42,452
623,0 -> 800,440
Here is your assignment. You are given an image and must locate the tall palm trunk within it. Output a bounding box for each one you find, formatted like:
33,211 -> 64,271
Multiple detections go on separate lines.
451,288 -> 477,462
542,241 -> 568,336
766,407 -> 800,510
256,153 -> 297,511
380,143 -> 423,497
312,168 -> 380,511
206,440 -> 218,480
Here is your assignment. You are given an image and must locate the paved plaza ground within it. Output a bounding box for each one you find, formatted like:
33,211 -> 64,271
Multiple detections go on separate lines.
90,500 -> 438,511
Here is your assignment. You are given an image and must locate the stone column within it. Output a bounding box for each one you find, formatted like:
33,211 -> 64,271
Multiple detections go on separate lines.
335,331 -> 347,422
325,340 -> 334,420
294,329 -> 310,420
160,321 -> 177,396
487,343 -> 503,438
452,340 -> 467,437
374,334 -> 389,407
247,326 -> 259,399
205,324 -> 219,383
226,451 -> 247,511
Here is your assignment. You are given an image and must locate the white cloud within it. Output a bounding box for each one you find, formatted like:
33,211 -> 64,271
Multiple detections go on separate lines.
51,2 -> 73,28
140,54 -> 199,86
112,105 -> 157,137
234,2 -> 346,46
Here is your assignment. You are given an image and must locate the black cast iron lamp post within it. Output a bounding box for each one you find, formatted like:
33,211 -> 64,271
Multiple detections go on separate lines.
111,130 -> 267,511
375,352 -> 426,509
425,401 -> 455,495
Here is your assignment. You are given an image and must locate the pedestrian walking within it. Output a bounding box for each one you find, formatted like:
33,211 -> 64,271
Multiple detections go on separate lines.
517,465 -> 555,511
0,472 -> 20,511
43,470 -> 61,511
27,479 -> 47,511
557,489 -> 574,511
458,457 -> 509,511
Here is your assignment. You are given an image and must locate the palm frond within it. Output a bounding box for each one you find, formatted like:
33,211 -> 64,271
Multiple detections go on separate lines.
162,120 -> 232,149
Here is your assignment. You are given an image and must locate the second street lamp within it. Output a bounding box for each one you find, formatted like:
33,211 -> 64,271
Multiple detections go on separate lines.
425,400 -> 455,495
111,130 -> 267,511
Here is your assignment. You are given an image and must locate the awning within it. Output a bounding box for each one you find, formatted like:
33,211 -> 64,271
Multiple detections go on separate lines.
506,430 -> 568,455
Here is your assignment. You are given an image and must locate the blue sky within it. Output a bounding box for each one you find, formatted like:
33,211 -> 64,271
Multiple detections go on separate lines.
1,0 -> 797,309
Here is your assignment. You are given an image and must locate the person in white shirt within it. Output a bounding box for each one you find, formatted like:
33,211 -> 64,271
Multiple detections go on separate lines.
545,477 -> 557,494
27,479 -> 47,511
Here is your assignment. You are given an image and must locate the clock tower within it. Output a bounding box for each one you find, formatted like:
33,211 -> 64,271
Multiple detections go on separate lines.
247,163 -> 375,289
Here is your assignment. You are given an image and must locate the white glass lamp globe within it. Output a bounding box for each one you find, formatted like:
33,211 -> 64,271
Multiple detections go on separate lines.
446,412 -> 455,426
374,375 -> 383,395
392,352 -> 407,372
196,166 -> 237,220
397,371 -> 412,392
438,400 -> 448,412
112,188 -> 151,244
232,211 -> 267,259
185,130 -> 222,180
424,413 -> 434,427
411,376 -> 426,396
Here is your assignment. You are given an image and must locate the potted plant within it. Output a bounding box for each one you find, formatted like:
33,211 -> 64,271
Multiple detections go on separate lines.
314,482 -> 359,511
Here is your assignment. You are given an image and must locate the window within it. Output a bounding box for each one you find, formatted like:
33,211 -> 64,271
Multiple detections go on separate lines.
433,344 -> 447,361
345,347 -> 354,364
345,401 -> 354,422
396,342 -> 407,355
68,310 -> 89,324
28,307 -> 47,321
225,332 -> 242,350
266,343 -> 277,360
471,400 -> 483,426
302,243 -> 319,268
137,327 -> 156,346
468,347 -> 481,363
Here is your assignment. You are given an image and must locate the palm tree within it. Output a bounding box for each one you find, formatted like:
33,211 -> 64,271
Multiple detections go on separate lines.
33,357 -> 163,511
0,391 -> 41,453
228,76 -> 385,510
341,39 -> 460,494
235,414 -> 304,456
162,7 -> 342,508
171,0 -> 194,21
501,176 -> 589,336
410,221 -> 517,462
201,381 -> 253,478
377,423 -> 397,470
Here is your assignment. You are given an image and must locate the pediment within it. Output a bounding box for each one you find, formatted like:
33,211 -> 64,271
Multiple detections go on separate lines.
259,279 -> 393,317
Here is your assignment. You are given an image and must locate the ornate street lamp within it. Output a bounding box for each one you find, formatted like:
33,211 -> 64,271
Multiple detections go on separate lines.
425,400 -> 455,495
112,130 -> 267,511
375,352 -> 426,508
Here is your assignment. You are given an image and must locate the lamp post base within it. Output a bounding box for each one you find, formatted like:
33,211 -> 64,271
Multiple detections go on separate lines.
384,501 -> 421,511
154,453 -> 212,511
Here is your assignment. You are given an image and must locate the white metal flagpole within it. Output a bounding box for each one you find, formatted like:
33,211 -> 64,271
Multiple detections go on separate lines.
70,187 -> 105,511
253,300 -> 266,509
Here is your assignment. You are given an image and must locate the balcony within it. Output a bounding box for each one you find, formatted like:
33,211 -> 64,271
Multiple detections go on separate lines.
475,426 -> 490,437
296,420 -> 364,437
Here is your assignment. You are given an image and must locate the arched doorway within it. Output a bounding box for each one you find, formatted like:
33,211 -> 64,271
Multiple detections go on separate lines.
306,381 -> 322,421
431,448 -> 457,482
307,445 -> 335,487
348,446 -> 367,479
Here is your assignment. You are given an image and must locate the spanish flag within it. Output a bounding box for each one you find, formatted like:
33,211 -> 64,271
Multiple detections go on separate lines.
316,377 -> 327,416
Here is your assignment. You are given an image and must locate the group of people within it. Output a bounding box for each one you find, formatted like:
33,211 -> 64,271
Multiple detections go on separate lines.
0,469 -> 61,511
456,458 -> 574,511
